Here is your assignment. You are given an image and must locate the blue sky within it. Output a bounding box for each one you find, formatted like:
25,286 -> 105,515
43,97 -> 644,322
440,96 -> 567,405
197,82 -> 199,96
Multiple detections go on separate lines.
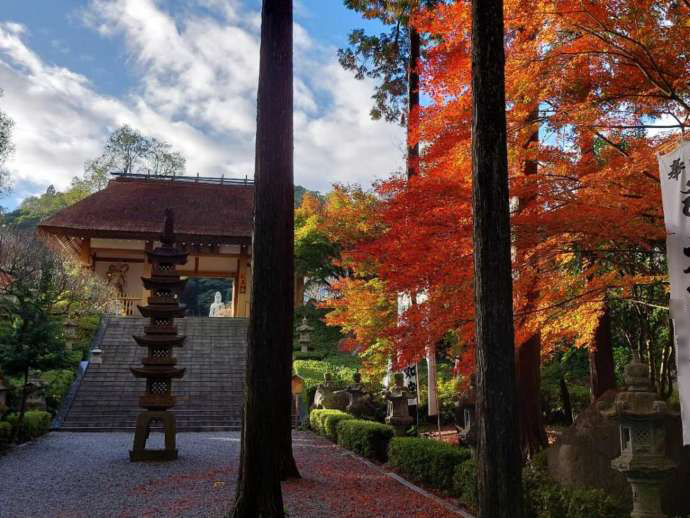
0,1 -> 402,210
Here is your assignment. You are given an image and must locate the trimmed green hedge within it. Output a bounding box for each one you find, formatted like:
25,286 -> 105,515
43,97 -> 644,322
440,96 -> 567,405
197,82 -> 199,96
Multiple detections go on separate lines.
6,411 -> 52,442
336,419 -> 394,462
323,412 -> 355,440
453,456 -> 477,506
309,409 -> 350,436
388,437 -> 472,492
0,421 -> 12,446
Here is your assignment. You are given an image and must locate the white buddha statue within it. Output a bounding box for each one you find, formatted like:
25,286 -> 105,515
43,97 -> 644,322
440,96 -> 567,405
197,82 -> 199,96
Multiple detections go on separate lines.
209,291 -> 225,317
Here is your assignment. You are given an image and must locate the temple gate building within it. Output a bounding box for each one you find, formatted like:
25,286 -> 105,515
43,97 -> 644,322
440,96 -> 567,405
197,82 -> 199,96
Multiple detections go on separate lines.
44,173 -> 256,432
38,173 -> 254,318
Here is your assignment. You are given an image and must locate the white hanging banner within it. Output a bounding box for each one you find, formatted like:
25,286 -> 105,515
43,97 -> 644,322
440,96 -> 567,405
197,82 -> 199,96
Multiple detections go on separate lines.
426,345 -> 439,416
659,140 -> 690,445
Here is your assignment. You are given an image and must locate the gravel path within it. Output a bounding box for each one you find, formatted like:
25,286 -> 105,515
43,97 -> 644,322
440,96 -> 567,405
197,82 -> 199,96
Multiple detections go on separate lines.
0,431 -> 462,518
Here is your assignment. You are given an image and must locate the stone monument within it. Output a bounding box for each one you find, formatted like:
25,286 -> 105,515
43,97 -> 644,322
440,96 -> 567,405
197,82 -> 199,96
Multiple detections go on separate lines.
344,371 -> 376,419
384,372 -> 415,436
314,372 -> 347,411
130,209 -> 187,462
599,356 -> 677,518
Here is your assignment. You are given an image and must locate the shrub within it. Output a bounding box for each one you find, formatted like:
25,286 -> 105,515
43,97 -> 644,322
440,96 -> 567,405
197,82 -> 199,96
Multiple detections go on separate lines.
6,411 -> 52,442
388,437 -> 471,492
40,369 -> 76,414
522,461 -> 627,518
0,421 -> 12,445
309,409 -> 349,436
336,419 -> 394,462
453,457 -> 477,507
323,412 -> 355,440
293,351 -> 326,361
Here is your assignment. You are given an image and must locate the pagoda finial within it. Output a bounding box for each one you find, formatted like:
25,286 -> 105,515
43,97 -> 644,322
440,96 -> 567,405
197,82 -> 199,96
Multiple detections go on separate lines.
162,208 -> 175,245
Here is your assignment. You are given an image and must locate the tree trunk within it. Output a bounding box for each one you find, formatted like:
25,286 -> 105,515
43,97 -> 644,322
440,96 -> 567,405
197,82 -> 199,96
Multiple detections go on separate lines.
232,1 -> 298,516
589,304 -> 616,399
516,335 -> 547,456
471,0 -> 523,515
515,105 -> 546,457
12,368 -> 30,443
406,24 -> 420,179
559,374 -> 573,425
294,273 -> 305,308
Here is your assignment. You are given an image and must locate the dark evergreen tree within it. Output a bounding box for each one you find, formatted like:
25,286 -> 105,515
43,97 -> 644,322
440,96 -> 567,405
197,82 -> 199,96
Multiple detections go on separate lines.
470,0 -> 523,515
232,0 -> 297,516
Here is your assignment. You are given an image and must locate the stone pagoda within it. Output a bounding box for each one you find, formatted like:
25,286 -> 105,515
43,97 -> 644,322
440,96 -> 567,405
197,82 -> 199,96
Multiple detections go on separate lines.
130,209 -> 187,462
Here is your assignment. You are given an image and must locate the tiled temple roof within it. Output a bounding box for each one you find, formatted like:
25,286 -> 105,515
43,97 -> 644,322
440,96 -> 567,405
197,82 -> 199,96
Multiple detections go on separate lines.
38,176 -> 254,244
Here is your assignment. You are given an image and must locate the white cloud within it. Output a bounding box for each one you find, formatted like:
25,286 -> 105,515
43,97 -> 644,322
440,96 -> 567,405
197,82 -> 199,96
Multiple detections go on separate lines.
0,0 -> 404,203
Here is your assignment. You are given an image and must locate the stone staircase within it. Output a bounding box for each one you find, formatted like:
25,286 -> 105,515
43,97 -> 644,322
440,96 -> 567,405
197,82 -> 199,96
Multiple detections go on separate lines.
58,316 -> 247,432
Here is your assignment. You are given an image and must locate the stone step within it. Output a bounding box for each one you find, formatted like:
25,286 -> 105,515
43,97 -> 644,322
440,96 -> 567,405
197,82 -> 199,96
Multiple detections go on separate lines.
59,316 -> 247,432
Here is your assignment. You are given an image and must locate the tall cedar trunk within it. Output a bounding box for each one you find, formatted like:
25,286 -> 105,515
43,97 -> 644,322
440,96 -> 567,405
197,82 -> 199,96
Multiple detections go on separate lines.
407,25 -> 420,179
294,273 -> 305,309
516,335 -> 547,456
471,0 -> 523,515
232,1 -> 297,516
516,105 -> 547,457
589,304 -> 616,399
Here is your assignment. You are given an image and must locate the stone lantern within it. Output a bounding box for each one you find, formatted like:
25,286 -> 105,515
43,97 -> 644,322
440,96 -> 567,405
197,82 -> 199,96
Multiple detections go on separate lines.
454,373 -> 477,450
90,347 -> 103,365
25,370 -> 47,411
383,373 -> 415,436
297,317 -> 313,353
599,356 -> 676,518
63,320 -> 78,352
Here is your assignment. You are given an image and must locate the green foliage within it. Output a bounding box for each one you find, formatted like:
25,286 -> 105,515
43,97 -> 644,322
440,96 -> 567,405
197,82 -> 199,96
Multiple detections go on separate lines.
6,410 -> 51,442
39,369 -> 75,414
453,457 -> 477,508
309,409 -> 350,436
541,346 -> 591,424
323,412 -> 356,440
0,260 -> 68,378
0,421 -> 11,445
336,419 -> 394,462
522,458 -> 628,518
613,345 -> 633,386
294,357 -> 359,394
387,437 -> 471,492
294,304 -> 344,353
293,351 -> 326,361
89,124 -> 185,177
0,91 -> 13,194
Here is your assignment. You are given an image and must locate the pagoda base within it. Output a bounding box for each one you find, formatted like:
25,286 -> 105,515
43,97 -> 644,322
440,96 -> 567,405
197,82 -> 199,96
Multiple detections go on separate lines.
130,410 -> 178,462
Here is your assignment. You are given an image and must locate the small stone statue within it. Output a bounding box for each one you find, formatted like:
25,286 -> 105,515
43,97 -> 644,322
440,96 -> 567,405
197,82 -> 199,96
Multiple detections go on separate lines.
454,373 -> 477,448
209,291 -> 225,317
314,372 -> 347,411
345,371 -> 376,419
383,373 -> 414,436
